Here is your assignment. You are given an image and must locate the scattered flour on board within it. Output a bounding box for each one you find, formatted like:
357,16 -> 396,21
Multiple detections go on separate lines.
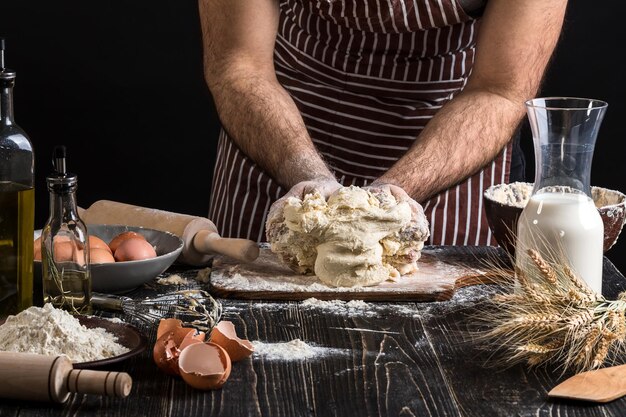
222,271 -> 361,293
0,304 -> 129,362
251,339 -> 347,361
223,285 -> 500,319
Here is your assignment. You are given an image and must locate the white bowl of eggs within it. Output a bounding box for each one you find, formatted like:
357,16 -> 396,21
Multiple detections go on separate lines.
34,224 -> 184,294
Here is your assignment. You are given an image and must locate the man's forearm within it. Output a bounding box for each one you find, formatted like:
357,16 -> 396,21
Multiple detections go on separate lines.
209,69 -> 334,189
377,0 -> 566,203
377,89 -> 525,202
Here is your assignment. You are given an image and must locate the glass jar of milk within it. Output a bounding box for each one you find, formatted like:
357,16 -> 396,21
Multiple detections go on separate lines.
516,97 -> 608,294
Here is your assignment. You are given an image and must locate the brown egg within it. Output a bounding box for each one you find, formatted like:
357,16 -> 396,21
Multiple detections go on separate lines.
89,235 -> 112,253
114,238 -> 157,262
90,248 -> 116,264
209,321 -> 254,362
34,235 -> 82,263
109,231 -> 146,253
34,236 -> 42,260
53,241 -> 82,263
178,342 -> 231,390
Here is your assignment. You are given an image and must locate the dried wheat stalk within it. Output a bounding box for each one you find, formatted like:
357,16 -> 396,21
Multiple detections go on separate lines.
475,247 -> 626,374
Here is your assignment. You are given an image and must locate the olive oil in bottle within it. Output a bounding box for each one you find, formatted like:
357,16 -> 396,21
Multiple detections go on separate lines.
0,38 -> 35,318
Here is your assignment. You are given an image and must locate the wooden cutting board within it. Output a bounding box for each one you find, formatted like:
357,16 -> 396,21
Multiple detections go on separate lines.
209,244 -> 510,301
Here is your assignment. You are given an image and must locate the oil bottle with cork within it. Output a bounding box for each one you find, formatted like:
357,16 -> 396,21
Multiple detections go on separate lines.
0,38 -> 35,317
41,146 -> 92,314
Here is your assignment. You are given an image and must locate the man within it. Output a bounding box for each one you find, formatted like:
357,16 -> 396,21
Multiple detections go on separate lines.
199,0 -> 568,245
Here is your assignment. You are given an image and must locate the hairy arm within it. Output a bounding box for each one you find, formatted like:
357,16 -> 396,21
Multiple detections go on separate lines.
374,0 -> 568,202
198,0 -> 334,189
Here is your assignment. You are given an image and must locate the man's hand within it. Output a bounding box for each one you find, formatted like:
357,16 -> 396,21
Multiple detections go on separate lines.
269,177 -> 342,217
282,177 -> 343,201
365,181 -> 424,222
266,178 -> 342,235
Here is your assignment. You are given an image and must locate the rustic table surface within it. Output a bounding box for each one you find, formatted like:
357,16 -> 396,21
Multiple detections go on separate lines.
2,246 -> 626,417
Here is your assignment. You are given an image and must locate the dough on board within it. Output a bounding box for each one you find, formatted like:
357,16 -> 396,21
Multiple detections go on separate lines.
266,186 -> 430,287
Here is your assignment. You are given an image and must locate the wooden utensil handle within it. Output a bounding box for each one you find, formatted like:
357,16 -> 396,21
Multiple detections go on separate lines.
66,369 -> 132,398
0,352 -> 132,403
193,230 -> 259,263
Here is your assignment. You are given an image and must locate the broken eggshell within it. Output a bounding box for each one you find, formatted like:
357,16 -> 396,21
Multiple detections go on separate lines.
178,342 -> 232,390
153,332 -> 181,375
156,318 -> 185,340
153,326 -> 205,375
209,320 -> 254,362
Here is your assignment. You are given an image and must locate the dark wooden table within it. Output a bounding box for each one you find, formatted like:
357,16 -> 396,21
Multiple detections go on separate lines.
2,246 -> 626,417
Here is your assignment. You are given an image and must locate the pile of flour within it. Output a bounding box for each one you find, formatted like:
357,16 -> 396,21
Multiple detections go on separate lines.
0,304 -> 129,362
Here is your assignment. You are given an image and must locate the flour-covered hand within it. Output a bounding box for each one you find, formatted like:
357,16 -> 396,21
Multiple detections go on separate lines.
365,182 -> 424,223
266,177 -> 341,241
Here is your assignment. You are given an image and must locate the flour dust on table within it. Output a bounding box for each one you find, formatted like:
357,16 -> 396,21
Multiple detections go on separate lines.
251,339 -> 349,361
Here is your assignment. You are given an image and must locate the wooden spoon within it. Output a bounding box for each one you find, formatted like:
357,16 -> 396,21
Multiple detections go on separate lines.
549,364 -> 626,403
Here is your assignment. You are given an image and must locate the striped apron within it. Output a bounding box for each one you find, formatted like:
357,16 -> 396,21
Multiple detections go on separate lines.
209,0 -> 511,246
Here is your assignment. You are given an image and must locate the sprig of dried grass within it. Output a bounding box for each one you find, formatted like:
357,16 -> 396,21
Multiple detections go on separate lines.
474,246 -> 626,374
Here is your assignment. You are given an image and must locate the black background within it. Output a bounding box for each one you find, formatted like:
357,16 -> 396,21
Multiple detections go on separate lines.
1,1 -> 625,271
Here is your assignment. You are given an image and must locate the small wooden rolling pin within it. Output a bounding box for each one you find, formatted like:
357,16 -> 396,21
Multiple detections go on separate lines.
0,352 -> 132,403
80,200 -> 259,266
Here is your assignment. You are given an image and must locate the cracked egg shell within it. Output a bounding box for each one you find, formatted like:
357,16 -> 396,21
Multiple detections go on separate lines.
209,320 -> 254,362
153,332 -> 182,375
179,342 -> 231,390
156,318 -> 184,340
154,325 -> 206,376
179,330 -> 206,351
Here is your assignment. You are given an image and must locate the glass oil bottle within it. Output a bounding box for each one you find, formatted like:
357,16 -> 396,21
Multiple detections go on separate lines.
0,38 -> 35,317
41,146 -> 91,314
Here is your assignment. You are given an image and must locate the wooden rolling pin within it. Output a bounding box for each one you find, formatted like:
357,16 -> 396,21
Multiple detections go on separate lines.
80,200 -> 259,266
0,352 -> 132,403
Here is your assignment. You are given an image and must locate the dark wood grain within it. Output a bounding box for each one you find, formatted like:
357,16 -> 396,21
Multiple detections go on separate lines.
2,246 -> 625,417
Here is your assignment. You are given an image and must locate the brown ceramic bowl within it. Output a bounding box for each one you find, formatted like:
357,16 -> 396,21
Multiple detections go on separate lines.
484,182 -> 626,256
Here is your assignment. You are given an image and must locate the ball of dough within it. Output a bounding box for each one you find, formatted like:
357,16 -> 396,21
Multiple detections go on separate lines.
266,186 -> 430,287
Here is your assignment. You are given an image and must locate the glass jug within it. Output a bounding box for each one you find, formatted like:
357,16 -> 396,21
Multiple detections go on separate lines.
516,97 -> 607,294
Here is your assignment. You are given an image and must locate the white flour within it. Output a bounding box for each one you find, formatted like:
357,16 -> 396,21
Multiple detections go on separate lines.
251,339 -> 346,361
195,267 -> 211,283
0,304 -> 129,362
156,274 -> 190,285
301,298 -> 368,309
300,297 -> 418,317
485,182 -> 625,212
224,271 -> 359,293
484,182 -> 532,208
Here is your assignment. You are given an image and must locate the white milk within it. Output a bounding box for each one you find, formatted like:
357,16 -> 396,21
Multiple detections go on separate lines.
516,192 -> 604,293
